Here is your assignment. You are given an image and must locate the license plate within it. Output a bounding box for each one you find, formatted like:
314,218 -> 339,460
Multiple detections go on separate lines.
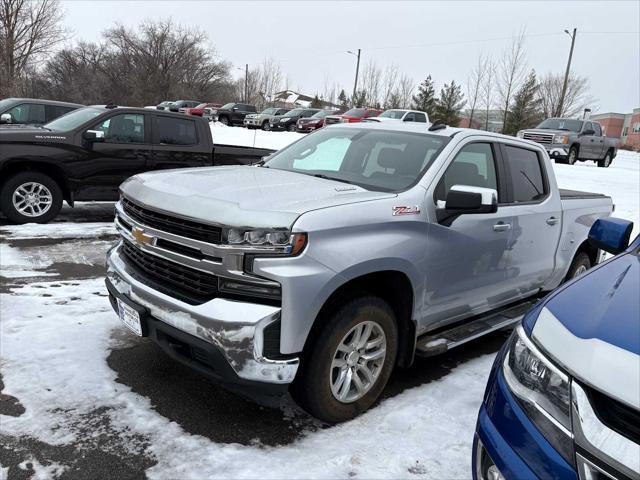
117,298 -> 143,336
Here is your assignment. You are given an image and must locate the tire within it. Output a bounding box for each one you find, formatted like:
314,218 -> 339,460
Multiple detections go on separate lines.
567,146 -> 579,165
565,252 -> 591,281
262,121 -> 270,131
218,116 -> 229,126
0,171 -> 63,224
598,151 -> 613,168
291,295 -> 398,423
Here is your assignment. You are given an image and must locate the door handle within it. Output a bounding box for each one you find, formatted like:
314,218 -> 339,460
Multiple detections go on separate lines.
493,222 -> 511,232
546,216 -> 559,225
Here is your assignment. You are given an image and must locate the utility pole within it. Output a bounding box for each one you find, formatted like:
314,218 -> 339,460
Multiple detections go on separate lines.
245,63 -> 249,103
557,28 -> 576,117
347,49 -> 361,106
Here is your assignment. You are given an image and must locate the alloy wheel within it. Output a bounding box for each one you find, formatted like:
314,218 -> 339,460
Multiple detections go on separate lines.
12,182 -> 53,218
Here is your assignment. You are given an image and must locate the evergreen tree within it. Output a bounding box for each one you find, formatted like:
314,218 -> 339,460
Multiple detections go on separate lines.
311,94 -> 323,108
353,89 -> 367,108
503,70 -> 543,136
411,75 -> 437,118
433,80 -> 466,125
338,89 -> 349,110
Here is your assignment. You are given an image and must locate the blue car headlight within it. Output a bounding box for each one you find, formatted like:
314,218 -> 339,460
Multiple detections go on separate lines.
503,326 -> 574,465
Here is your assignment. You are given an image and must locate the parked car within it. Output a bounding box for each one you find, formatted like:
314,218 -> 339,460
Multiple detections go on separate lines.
105,122 -> 613,423
0,105 -> 218,223
170,100 -> 201,113
269,108 -> 320,131
155,101 -> 174,111
210,103 -> 258,126
473,216 -> 637,480
363,109 -> 429,124
517,118 -> 619,167
324,107 -> 382,125
244,107 -> 290,130
182,103 -> 221,117
296,109 -> 340,133
0,98 -> 82,127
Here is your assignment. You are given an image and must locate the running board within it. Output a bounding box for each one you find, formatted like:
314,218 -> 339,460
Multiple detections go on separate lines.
415,300 -> 536,357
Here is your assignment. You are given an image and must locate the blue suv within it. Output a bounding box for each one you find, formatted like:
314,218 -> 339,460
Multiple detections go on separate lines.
473,217 -> 639,480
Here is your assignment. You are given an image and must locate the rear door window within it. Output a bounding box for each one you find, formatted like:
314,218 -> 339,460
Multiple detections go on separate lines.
503,145 -> 547,203
156,116 -> 198,145
45,105 -> 76,122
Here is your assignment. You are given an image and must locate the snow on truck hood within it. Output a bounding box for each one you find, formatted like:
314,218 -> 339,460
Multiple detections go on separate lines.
120,165 -> 395,229
530,251 -> 640,409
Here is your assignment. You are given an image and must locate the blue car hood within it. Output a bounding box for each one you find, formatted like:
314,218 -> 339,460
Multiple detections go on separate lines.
529,251 -> 639,408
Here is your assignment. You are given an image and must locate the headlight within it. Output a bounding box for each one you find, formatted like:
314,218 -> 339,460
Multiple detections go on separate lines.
211,109 -> 218,114
503,326 -> 574,464
280,118 -> 290,123
517,131 -> 524,138
224,228 -> 307,255
554,134 -> 569,144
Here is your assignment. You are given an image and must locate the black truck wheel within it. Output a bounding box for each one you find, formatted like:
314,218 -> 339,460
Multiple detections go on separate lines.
598,151 -> 613,168
218,116 -> 230,126
0,172 -> 63,224
567,146 -> 579,165
565,252 -> 591,281
262,121 -> 270,131
292,296 -> 397,423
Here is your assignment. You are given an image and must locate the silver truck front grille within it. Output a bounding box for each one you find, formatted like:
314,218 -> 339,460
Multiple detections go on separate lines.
523,132 -> 554,144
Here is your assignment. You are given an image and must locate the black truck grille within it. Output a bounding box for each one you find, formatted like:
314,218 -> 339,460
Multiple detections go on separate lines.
586,384 -> 640,445
122,240 -> 218,305
122,198 -> 222,244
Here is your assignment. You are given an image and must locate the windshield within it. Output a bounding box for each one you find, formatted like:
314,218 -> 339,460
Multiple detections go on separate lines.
537,118 -> 583,132
343,108 -> 366,118
44,107 -> 104,131
311,110 -> 337,119
261,108 -> 277,115
220,103 -> 235,110
379,110 -> 407,119
264,127 -> 449,192
284,108 -> 304,117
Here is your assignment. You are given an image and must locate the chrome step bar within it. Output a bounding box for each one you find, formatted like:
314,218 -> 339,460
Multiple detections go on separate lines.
415,300 -> 536,357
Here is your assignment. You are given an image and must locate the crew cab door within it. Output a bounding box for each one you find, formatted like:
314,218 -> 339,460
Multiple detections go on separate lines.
590,122 -> 606,158
149,114 -> 211,170
76,112 -> 151,200
424,141 -> 515,325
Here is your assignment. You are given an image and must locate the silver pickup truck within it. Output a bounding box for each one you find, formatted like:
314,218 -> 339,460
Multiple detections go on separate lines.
105,123 -> 613,422
517,117 -> 619,167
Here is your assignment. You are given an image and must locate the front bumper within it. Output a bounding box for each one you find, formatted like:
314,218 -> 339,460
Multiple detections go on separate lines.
545,145 -> 569,159
270,121 -> 294,130
243,117 -> 262,127
105,243 -> 299,391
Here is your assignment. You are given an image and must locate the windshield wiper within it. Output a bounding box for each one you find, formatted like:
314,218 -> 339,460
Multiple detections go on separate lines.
311,173 -> 355,185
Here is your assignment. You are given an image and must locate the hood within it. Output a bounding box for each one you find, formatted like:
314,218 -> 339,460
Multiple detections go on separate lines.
0,127 -> 71,142
523,128 -> 572,136
362,117 -> 398,123
531,252 -> 639,408
121,165 -> 395,229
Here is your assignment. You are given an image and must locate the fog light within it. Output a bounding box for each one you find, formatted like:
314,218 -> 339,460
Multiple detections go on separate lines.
486,465 -> 505,480
476,440 -> 506,480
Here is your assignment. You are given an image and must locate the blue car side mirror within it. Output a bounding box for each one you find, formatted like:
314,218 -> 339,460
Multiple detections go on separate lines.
588,217 -> 634,255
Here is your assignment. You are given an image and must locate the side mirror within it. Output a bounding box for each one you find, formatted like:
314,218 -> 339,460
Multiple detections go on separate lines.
582,129 -> 595,136
0,113 -> 13,124
437,185 -> 498,226
83,130 -> 105,142
588,217 -> 634,255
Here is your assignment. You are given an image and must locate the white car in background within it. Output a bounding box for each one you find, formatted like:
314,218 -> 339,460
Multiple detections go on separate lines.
364,109 -> 429,124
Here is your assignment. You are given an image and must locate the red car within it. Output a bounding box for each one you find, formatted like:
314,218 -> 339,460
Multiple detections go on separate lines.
324,107 -> 382,126
182,103 -> 221,117
296,109 -> 341,133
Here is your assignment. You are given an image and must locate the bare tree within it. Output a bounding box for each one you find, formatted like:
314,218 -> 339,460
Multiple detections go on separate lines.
358,60 -> 383,107
257,57 -> 283,107
466,52 -> 487,127
397,74 -> 414,109
0,0 -> 66,96
481,56 -> 496,130
497,29 -> 528,128
538,72 -> 596,118
381,63 -> 400,109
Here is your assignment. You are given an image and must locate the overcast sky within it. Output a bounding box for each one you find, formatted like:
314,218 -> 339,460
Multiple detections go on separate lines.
61,0 -> 639,113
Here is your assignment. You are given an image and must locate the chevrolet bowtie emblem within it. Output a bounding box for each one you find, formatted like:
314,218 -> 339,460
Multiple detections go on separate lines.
132,227 -> 155,246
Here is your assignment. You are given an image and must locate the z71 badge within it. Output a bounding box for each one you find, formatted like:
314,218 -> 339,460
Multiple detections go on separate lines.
393,206 -> 421,216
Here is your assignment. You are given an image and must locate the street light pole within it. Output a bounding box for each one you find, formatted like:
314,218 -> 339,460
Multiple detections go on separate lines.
245,63 -> 249,103
557,28 -> 577,117
347,49 -> 361,106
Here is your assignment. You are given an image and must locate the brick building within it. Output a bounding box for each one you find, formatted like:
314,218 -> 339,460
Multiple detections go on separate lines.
591,107 -> 640,150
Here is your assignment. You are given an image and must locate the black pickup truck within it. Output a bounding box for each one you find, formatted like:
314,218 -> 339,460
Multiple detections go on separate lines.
0,105 -> 273,223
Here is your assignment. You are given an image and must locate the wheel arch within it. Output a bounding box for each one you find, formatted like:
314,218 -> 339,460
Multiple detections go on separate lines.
565,239 -> 599,280
0,160 -> 72,205
302,270 -> 417,369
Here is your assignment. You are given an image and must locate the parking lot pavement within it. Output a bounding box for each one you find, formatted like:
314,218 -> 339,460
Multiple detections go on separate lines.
0,202 -> 510,478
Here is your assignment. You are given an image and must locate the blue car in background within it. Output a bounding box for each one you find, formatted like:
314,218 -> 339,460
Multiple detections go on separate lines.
473,217 -> 639,480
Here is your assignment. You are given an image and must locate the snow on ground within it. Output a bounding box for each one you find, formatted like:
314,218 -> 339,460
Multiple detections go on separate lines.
0,279 -> 493,479
0,221 -> 115,240
211,121 -> 305,150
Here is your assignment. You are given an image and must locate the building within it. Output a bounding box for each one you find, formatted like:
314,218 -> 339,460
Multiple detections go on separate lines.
458,109 -> 504,133
268,90 -> 339,110
591,108 -> 640,150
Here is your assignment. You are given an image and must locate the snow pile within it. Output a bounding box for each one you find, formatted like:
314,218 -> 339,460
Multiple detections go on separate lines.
211,122 -> 305,150
0,222 -> 115,240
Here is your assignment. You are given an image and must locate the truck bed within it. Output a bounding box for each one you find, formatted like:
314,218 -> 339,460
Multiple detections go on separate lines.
559,188 -> 610,200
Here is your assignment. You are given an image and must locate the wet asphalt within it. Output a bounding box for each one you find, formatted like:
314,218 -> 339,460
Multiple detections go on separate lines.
0,203 -> 509,479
